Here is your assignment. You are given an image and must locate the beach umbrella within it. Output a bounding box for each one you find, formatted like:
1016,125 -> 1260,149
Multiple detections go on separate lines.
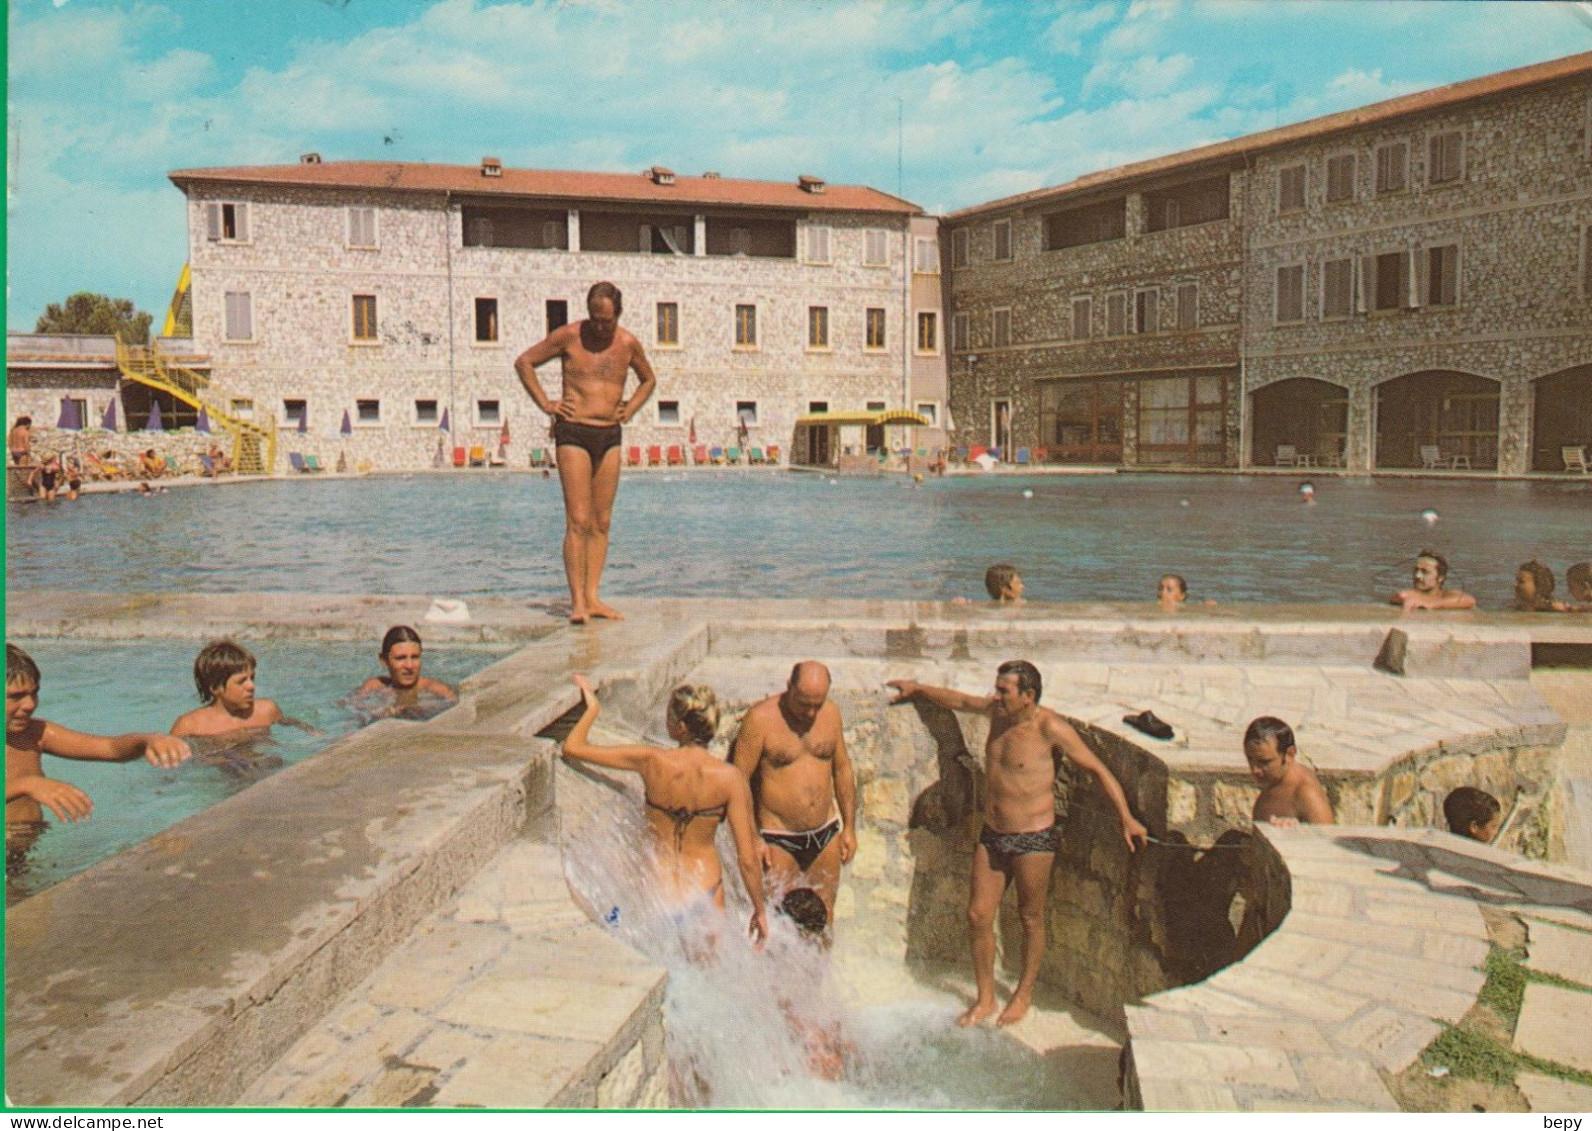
689,416 -> 697,446
340,409 -> 353,437
101,398 -> 119,431
56,397 -> 82,431
145,400 -> 163,431
438,407 -> 450,433
195,405 -> 211,433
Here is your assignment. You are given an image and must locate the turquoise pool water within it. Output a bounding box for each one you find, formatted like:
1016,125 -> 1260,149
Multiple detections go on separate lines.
5,639 -> 511,901
7,472 -> 1587,606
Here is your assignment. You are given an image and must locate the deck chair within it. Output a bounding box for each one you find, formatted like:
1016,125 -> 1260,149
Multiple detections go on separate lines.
709,446 -> 725,465
726,446 -> 742,465
1015,448 -> 1031,466
304,454 -> 327,473
1419,444 -> 1444,470
647,445 -> 663,466
767,445 -> 780,465
1275,444 -> 1299,468
968,445 -> 986,462
667,445 -> 684,466
529,447 -> 546,468
627,446 -> 643,467
1032,447 -> 1048,463
748,447 -> 765,466
988,446 -> 1003,461
1564,446 -> 1590,474
488,448 -> 507,467
955,447 -> 969,463
163,456 -> 183,475
198,454 -> 216,477
693,445 -> 709,465
467,446 -> 486,468
288,452 -> 310,473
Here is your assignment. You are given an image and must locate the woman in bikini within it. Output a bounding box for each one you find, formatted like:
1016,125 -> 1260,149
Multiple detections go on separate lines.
563,674 -> 768,946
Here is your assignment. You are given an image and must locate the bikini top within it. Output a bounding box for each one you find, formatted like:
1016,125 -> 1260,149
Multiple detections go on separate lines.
645,797 -> 728,851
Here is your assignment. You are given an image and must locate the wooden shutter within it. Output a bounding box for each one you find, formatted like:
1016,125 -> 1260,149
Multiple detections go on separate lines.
205,203 -> 221,241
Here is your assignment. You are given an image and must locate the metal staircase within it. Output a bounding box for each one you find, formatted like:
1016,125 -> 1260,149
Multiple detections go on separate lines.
114,336 -> 277,475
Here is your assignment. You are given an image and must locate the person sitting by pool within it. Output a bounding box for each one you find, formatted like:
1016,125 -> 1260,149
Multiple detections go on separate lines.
172,641 -> 316,772
1390,549 -> 1476,612
1513,560 -> 1564,612
9,416 -> 33,466
985,563 -> 1025,604
1243,716 -> 1333,827
1563,562 -> 1592,612
562,674 -> 768,949
6,643 -> 191,872
352,626 -> 458,721
28,454 -> 63,502
1443,786 -> 1502,844
203,443 -> 233,477
138,449 -> 166,479
85,450 -> 127,480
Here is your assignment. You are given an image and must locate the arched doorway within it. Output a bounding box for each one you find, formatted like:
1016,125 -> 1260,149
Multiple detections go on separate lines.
1374,370 -> 1498,471
1250,378 -> 1347,466
1531,365 -> 1592,472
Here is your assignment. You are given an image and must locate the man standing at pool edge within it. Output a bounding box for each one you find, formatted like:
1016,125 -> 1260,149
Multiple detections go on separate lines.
515,282 -> 657,624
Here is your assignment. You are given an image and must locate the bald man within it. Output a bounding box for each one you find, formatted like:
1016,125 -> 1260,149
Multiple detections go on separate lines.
732,662 -> 857,920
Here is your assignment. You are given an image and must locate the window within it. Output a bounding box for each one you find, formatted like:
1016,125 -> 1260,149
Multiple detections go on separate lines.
991,308 -> 1011,348
865,307 -> 886,350
1106,293 -> 1127,337
223,291 -> 253,341
729,227 -> 752,255
917,311 -> 938,353
283,399 -> 306,427
414,399 -> 439,426
1134,289 -> 1160,334
1275,265 -> 1305,323
546,300 -> 568,333
1325,153 -> 1357,203
992,219 -> 1013,261
1143,175 -> 1229,232
657,400 -> 681,426
914,237 -> 939,274
352,294 -> 378,341
474,298 -> 499,343
204,201 -> 249,243
356,399 -> 381,425
865,229 -> 889,266
476,399 -> 501,426
807,306 -> 830,349
230,398 -> 255,421
735,304 -> 757,347
866,400 -> 887,412
951,311 -> 970,351
1375,141 -> 1408,194
1323,258 -> 1354,319
1045,198 -> 1127,250
656,302 -> 679,346
1369,250 -> 1410,311
809,401 -> 829,414
1277,164 -> 1306,213
1138,374 -> 1228,466
806,225 -> 831,264
951,228 -> 969,269
1176,284 -> 1198,331
347,206 -> 377,249
916,403 -> 938,426
1072,297 -> 1092,340
1428,130 -> 1463,185
736,401 -> 758,427
1427,244 -> 1459,306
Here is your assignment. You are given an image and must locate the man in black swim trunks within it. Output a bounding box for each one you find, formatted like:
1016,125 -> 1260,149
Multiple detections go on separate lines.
733,662 -> 857,928
887,661 -> 1147,1027
514,281 -> 657,624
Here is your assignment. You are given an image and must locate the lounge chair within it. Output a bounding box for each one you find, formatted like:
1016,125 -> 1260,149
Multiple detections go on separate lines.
627,446 -> 643,467
748,447 -> 765,466
1015,448 -> 1031,466
468,446 -> 487,468
1419,444 -> 1444,470
1032,447 -> 1048,463
726,446 -> 742,465
667,445 -> 684,466
647,445 -> 663,466
198,454 -> 216,477
529,447 -> 548,468
288,452 -> 309,473
304,454 -> 328,473
452,447 -> 468,468
955,447 -> 969,463
1275,444 -> 1299,468
1564,445 -> 1590,474
163,456 -> 183,476
767,444 -> 781,465
709,446 -> 725,465
967,445 -> 985,463
487,449 -> 507,467
693,445 -> 709,465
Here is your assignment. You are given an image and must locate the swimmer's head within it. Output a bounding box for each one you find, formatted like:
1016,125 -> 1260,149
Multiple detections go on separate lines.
1243,716 -> 1297,787
1514,561 -> 1555,609
1158,574 -> 1188,604
667,684 -> 720,747
587,280 -> 623,324
1568,562 -> 1592,604
194,640 -> 256,706
1413,550 -> 1449,592
778,887 -> 830,937
14,416 -> 31,428
5,645 -> 40,733
994,659 -> 1042,712
6,643 -> 40,691
984,563 -> 1023,601
380,625 -> 424,689
1443,786 -> 1502,843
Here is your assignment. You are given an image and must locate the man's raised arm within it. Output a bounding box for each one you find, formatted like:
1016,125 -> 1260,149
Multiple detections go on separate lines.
1047,716 -> 1148,851
885,679 -> 993,714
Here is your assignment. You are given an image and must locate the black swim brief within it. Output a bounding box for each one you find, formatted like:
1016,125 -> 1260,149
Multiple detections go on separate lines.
979,823 -> 1060,867
552,419 -> 622,465
761,819 -> 842,872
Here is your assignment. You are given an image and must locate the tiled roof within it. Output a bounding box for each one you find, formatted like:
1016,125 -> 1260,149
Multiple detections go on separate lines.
948,50 -> 1592,220
168,161 -> 920,215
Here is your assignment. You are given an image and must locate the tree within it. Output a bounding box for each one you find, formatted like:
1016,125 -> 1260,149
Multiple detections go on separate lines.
35,292 -> 153,343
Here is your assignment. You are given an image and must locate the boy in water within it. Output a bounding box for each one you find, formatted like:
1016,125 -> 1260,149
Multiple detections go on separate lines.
984,563 -> 1025,604
1565,562 -> 1592,612
6,643 -> 191,871
1243,717 -> 1333,826
1390,549 -> 1476,611
1443,787 -> 1502,843
172,642 -> 316,772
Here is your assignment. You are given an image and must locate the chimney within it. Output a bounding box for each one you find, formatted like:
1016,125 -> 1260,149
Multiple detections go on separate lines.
798,174 -> 826,194
481,156 -> 502,178
648,165 -> 676,186
299,152 -> 322,165
701,171 -> 721,179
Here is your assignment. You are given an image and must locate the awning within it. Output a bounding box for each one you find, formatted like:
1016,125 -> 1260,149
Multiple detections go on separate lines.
794,409 -> 931,427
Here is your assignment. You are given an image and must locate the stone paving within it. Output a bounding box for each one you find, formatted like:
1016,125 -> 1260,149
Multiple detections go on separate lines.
1126,824 -> 1592,1112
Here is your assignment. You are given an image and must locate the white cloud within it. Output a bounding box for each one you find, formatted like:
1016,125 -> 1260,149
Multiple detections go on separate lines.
1043,2 -> 1118,55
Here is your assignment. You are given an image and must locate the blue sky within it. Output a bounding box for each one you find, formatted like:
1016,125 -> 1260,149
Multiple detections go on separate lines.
6,0 -> 1590,331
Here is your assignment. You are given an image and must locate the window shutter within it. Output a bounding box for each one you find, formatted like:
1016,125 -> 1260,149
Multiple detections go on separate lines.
234,203 -> 249,243
205,203 -> 221,241
639,225 -> 652,252
1144,290 -> 1158,333
1406,248 -> 1420,309
1357,256 -> 1373,314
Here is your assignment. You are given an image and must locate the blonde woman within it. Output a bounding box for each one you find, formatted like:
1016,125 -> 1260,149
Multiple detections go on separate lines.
564,674 -> 768,946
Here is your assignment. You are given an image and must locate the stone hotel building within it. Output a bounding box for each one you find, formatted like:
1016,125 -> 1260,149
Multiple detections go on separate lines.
941,51 -> 1591,475
163,160 -> 945,470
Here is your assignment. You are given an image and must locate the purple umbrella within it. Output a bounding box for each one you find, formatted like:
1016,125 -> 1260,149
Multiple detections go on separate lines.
56,397 -> 83,430
101,399 -> 119,431
145,400 -> 163,431
438,408 -> 450,433
340,409 -> 353,437
195,405 -> 212,433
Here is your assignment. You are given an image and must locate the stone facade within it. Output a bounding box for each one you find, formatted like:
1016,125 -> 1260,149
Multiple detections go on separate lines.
943,59 -> 1592,475
178,176 -> 945,472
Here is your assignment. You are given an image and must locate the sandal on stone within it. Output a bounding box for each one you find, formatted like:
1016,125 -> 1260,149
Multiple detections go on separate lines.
1123,710 -> 1174,741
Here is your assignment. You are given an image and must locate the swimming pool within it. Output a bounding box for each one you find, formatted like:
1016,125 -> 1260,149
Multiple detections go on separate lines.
6,638 -> 512,901
6,471 -> 1588,605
